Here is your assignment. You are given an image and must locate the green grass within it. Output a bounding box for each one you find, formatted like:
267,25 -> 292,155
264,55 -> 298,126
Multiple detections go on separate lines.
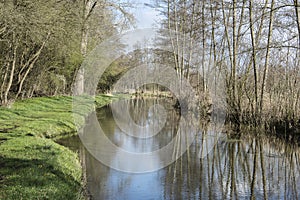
0,94 -> 120,199
0,137 -> 82,200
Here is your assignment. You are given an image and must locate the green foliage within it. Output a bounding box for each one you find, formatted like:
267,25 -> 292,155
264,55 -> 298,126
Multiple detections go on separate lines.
98,57 -> 131,93
0,0 -> 81,101
0,0 -> 130,102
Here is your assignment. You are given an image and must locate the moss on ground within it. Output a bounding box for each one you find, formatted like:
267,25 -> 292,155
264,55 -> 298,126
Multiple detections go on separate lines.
0,94 -> 119,199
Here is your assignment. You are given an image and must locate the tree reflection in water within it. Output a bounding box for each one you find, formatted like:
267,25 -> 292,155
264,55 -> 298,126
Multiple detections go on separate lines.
60,98 -> 300,200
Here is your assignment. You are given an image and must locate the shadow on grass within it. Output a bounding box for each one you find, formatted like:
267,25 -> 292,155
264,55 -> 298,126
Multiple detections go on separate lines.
0,156 -> 81,199
0,137 -> 83,200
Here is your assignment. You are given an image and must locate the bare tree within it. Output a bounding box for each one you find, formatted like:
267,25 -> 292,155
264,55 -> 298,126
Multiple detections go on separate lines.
73,0 -> 134,95
260,0 -> 275,117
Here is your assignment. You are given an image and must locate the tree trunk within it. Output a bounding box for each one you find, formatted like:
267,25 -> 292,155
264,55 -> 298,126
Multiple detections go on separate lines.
294,0 -> 300,48
168,0 -> 179,74
232,0 -> 237,112
260,0 -> 275,117
0,62 -> 9,103
201,1 -> 206,92
186,0 -> 196,80
221,0 -> 233,96
249,0 -> 259,120
3,41 -> 17,105
15,33 -> 49,100
74,0 -> 96,95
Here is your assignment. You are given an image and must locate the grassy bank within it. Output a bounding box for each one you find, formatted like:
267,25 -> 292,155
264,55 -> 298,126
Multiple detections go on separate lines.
0,95 -> 119,199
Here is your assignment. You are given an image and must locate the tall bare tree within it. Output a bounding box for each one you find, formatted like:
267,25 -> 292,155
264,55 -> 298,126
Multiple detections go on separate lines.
260,0 -> 275,116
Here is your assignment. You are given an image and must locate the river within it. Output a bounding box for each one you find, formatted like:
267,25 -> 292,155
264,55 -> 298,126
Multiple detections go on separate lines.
58,98 -> 300,200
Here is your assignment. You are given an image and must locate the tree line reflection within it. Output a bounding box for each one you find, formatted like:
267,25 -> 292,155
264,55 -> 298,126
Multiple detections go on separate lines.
70,98 -> 300,200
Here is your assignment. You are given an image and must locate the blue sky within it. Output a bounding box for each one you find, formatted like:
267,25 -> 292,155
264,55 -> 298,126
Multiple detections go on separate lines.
131,0 -> 162,29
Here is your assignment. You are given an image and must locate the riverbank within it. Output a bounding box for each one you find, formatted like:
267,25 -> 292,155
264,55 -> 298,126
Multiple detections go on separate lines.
0,95 -> 119,199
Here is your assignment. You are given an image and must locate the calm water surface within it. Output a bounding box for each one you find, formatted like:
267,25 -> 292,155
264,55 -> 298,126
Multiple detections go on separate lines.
59,98 -> 300,200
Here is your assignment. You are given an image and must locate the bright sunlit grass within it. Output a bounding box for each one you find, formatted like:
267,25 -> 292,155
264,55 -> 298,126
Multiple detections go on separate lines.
0,94 -> 120,199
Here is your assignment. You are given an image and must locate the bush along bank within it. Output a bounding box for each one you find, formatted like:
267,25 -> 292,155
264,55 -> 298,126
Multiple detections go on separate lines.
0,95 -> 119,199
